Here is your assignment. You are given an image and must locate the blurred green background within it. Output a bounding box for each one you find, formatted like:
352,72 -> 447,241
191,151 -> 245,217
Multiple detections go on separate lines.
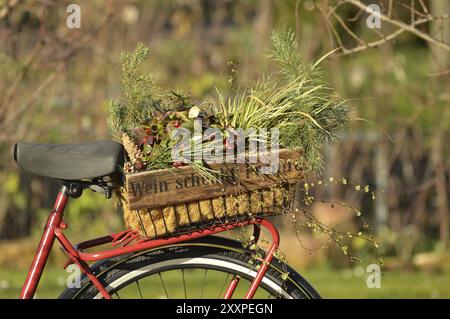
0,0 -> 449,298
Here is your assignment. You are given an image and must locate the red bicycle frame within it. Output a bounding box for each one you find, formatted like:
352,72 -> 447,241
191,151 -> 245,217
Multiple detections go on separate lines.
20,186 -> 280,299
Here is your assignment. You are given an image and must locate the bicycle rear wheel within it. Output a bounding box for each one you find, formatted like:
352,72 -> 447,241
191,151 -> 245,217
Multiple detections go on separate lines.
59,236 -> 320,299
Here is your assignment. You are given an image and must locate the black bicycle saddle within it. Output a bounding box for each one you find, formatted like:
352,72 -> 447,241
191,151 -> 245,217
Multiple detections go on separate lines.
14,141 -> 124,180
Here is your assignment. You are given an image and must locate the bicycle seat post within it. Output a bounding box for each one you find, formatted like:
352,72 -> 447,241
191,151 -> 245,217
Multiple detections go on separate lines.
20,185 -> 70,299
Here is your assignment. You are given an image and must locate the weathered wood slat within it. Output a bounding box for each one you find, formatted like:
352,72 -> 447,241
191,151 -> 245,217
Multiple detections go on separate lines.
125,149 -> 303,210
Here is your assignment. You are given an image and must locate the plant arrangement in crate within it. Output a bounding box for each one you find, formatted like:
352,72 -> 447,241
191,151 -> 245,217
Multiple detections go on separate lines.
108,29 -> 380,264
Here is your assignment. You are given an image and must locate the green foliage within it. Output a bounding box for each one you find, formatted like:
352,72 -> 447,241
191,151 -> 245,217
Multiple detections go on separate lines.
108,43 -> 164,137
270,30 -> 349,172
269,28 -> 305,81
108,43 -> 196,140
214,29 -> 349,172
110,30 -> 349,175
3,172 -> 26,210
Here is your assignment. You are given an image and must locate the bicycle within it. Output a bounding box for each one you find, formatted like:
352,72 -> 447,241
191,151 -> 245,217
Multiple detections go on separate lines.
13,140 -> 320,299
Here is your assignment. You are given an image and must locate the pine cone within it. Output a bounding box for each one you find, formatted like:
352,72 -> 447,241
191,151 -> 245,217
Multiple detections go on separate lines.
121,133 -> 143,165
123,161 -> 135,173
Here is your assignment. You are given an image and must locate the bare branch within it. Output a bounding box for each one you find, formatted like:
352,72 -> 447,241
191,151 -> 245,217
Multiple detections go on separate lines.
330,8 -> 366,46
338,16 -> 433,56
347,0 -> 450,52
427,69 -> 450,77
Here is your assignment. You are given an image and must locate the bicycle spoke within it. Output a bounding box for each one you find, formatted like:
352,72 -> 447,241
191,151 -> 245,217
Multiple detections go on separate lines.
200,269 -> 207,298
158,272 -> 170,299
218,273 -> 231,298
181,269 -> 187,299
136,280 -> 144,299
114,292 -> 121,299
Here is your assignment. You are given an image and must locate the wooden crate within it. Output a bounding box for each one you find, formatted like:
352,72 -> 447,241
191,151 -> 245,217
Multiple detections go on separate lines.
122,149 -> 303,237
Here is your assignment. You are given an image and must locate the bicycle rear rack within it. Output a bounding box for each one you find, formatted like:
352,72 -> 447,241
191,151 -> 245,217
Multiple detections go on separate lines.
58,218 -> 279,299
20,186 -> 280,299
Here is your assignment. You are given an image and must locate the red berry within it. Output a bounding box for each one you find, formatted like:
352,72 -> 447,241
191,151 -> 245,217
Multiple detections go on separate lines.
173,161 -> 183,168
134,161 -> 145,170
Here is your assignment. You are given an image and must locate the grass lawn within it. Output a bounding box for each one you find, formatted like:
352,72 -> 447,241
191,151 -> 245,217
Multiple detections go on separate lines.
1,265 -> 449,299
